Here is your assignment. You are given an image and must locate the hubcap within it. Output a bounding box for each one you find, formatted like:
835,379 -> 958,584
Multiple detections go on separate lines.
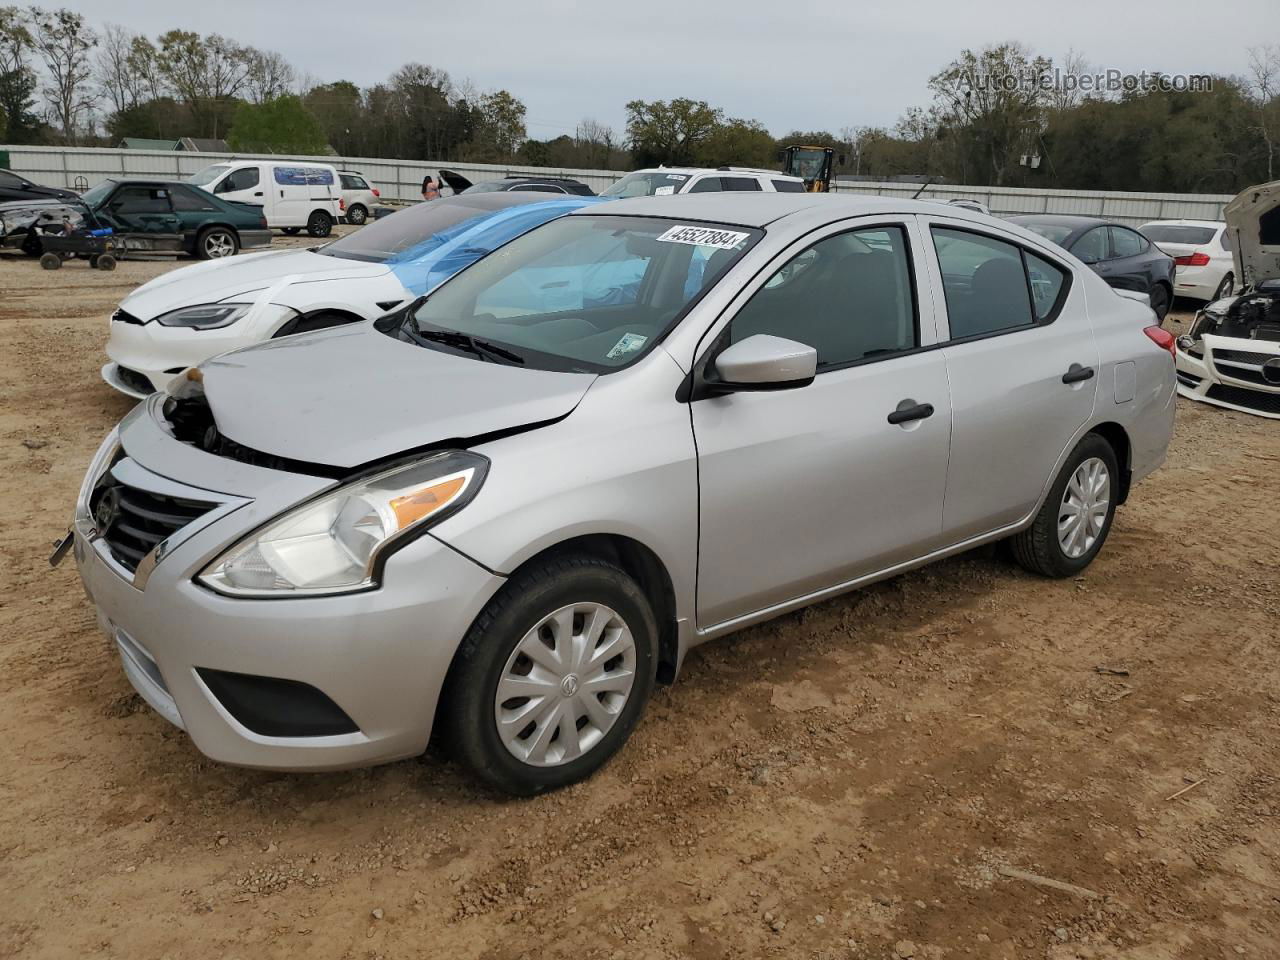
494,602 -> 636,767
205,233 -> 233,257
1058,457 -> 1110,559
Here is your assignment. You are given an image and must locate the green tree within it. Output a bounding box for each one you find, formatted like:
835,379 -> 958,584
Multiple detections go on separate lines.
156,29 -> 249,137
625,97 -> 721,166
0,5 -> 41,142
461,88 -> 526,161
303,80 -> 363,156
29,6 -> 98,143
227,94 -> 326,154
695,117 -> 776,168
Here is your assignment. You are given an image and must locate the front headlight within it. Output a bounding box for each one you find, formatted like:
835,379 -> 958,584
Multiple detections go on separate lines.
199,451 -> 487,597
156,302 -> 252,329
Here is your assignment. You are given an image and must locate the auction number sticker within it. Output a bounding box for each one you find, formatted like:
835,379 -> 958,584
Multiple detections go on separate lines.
656,225 -> 750,249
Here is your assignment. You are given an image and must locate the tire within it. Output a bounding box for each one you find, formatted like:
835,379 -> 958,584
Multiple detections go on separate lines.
443,554 -> 658,796
88,255 -> 99,268
1211,272 -> 1234,302
39,252 -> 61,270
1149,283 -> 1171,322
346,203 -> 367,225
306,211 -> 333,238
1010,433 -> 1120,578
197,227 -> 238,260
282,227 -> 302,236
97,254 -> 116,271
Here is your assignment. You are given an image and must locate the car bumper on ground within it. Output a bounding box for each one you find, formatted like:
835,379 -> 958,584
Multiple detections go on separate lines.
1174,336 -> 1280,419
72,412 -> 505,770
238,229 -> 273,250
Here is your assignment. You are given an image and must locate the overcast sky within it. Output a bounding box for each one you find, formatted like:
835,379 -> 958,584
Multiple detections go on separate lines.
57,0 -> 1279,139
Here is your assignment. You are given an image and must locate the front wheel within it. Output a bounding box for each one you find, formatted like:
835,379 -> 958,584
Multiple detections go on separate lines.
1010,433 -> 1119,578
39,252 -> 61,270
281,227 -> 302,236
1211,272 -> 1234,302
306,211 -> 333,238
443,554 -> 658,796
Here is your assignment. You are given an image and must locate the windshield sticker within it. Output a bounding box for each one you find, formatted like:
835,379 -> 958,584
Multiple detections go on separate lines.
606,332 -> 648,359
666,174 -> 687,180
656,225 -> 751,249
654,185 -> 676,196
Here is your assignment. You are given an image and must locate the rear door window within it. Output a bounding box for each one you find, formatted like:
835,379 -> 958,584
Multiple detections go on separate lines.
932,228 -> 1036,339
720,177 -> 762,192
1109,226 -> 1147,258
687,177 -> 724,193
771,179 -> 806,193
170,185 -> 219,212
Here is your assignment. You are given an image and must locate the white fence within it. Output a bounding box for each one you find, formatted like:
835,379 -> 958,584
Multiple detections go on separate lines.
0,144 -> 620,202
2,144 -> 1236,225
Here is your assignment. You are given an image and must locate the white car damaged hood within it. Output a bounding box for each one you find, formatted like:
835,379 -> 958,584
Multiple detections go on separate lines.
119,249 -> 394,321
1225,179 -> 1280,287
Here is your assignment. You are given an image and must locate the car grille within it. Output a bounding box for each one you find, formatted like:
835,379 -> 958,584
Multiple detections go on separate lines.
1215,365 -> 1269,386
89,473 -> 216,573
115,365 -> 154,395
1205,384 -> 1280,415
1214,348 -> 1278,365
112,308 -> 145,325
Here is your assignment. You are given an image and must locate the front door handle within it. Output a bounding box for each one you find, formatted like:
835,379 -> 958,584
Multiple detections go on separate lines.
887,400 -> 935,425
253,191 -> 264,197
1062,364 -> 1095,384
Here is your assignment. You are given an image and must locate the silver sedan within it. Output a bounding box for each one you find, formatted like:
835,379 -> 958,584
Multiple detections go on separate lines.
66,193 -> 1176,794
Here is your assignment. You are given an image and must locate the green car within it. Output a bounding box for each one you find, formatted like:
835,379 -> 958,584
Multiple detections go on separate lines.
77,177 -> 272,259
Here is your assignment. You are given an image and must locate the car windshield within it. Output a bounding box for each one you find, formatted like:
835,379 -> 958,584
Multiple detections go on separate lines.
787,149 -> 827,180
601,172 -> 690,198
187,164 -> 230,187
321,200 -> 505,263
1015,220 -> 1076,245
79,180 -> 115,206
1140,224 -> 1218,245
404,215 -> 761,372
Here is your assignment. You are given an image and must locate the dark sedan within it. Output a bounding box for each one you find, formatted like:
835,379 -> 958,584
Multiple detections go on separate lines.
0,167 -> 78,203
1008,215 -> 1175,321
438,169 -> 595,197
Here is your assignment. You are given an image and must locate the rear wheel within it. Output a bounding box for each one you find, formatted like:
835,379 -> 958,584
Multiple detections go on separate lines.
197,227 -> 238,260
1211,272 -> 1234,302
306,211 -> 333,238
1010,433 -> 1119,578
97,254 -> 116,271
443,554 -> 657,796
346,203 -> 368,225
1149,283 -> 1171,322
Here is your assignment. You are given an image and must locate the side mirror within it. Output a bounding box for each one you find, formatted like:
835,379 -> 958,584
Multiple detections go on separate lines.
710,334 -> 817,392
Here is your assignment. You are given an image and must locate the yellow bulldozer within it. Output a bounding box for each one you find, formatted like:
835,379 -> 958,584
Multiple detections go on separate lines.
780,145 -> 843,193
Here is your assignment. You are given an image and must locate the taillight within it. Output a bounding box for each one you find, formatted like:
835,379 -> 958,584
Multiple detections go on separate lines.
372,188 -> 380,197
259,215 -> 268,229
1174,251 -> 1210,266
1144,325 -> 1176,357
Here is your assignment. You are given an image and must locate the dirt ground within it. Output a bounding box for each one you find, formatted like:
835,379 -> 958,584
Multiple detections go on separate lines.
1,244 -> 1278,960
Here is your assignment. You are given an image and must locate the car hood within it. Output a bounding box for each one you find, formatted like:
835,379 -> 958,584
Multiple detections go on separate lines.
199,324 -> 597,468
1225,180 -> 1280,286
121,249 -> 392,320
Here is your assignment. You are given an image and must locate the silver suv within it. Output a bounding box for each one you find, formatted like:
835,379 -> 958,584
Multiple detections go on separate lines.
66,194 -> 1175,795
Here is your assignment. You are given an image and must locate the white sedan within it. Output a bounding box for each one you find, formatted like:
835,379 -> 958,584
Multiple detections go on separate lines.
1140,219 -> 1236,302
102,193 -> 603,398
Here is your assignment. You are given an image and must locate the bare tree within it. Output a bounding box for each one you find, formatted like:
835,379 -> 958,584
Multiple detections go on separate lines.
1049,48 -> 1093,111
28,6 -> 97,142
1246,44 -> 1280,182
156,29 -> 251,136
577,116 -> 615,167
243,47 -> 295,104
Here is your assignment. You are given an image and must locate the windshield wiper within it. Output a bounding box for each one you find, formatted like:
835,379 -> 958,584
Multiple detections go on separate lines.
411,328 -> 526,365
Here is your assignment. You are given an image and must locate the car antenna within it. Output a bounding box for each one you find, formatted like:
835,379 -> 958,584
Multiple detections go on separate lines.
911,176 -> 939,200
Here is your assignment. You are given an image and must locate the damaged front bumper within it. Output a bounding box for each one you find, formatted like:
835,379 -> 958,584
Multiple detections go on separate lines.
1174,334 -> 1280,419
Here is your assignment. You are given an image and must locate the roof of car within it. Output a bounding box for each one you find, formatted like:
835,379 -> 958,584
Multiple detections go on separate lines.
627,166 -> 802,180
1007,214 -> 1111,229
436,190 -> 585,213
1139,218 -> 1225,228
571,192 -> 985,228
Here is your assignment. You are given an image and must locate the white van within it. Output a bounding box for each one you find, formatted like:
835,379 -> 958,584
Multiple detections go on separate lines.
188,161 -> 343,237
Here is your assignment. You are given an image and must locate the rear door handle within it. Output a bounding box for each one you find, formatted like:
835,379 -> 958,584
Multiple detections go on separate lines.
1062,364 -> 1095,384
887,400 -> 935,425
